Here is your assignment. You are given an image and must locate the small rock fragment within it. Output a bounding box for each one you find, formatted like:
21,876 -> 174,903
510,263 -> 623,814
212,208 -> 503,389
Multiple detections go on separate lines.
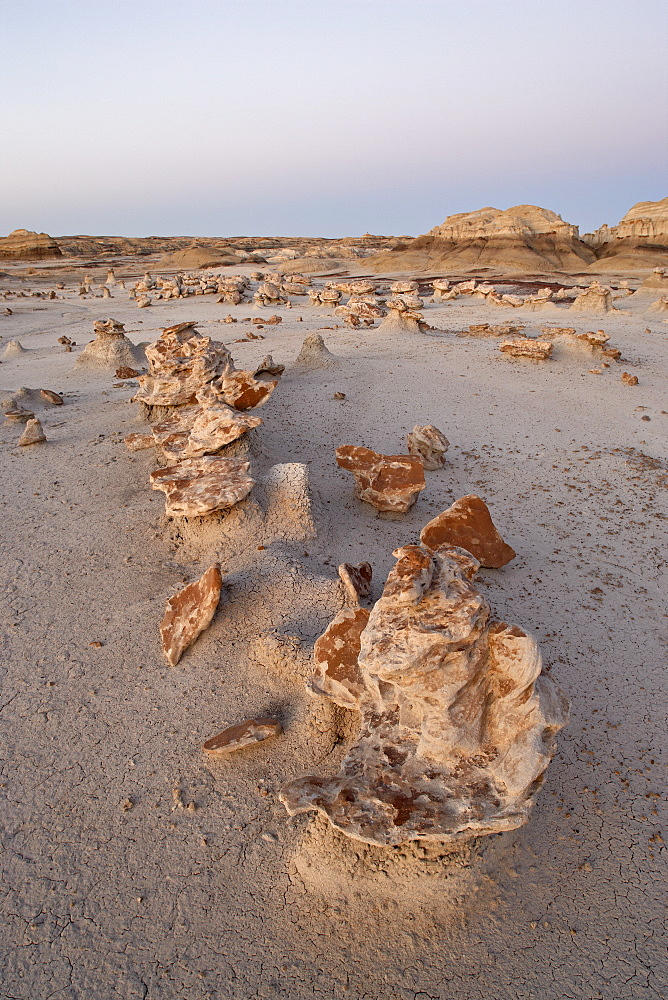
338,562 -> 373,604
4,406 -> 34,423
124,433 -> 155,451
254,355 -> 285,377
160,564 -> 223,666
621,372 -> 639,386
421,495 -> 516,568
18,418 -> 46,446
335,445 -> 426,513
499,339 -> 553,359
40,389 -> 63,405
202,717 -> 282,756
333,392 -> 346,400
115,366 -> 141,379
406,424 -> 449,470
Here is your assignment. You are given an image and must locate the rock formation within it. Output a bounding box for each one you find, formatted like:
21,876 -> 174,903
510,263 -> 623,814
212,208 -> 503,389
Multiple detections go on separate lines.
18,418 -> 46,446
2,340 -> 27,358
76,318 -> 145,370
134,323 -> 233,408
160,564 -> 223,666
621,372 -> 639,386
150,390 -> 262,461
420,496 -> 516,568
377,297 -> 426,334
202,718 -> 282,756
335,445 -> 426,513
364,205 -> 595,274
0,229 -> 62,260
406,425 -> 449,470
281,543 -> 569,846
541,327 -> 621,361
338,562 -> 373,604
294,333 -> 338,369
499,338 -> 553,360
150,456 -> 254,517
570,282 -> 613,314
458,323 -> 525,338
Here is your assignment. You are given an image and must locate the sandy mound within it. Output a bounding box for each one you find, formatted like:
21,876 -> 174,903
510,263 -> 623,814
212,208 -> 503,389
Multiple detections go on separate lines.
364,205 -> 595,274
0,228 -> 62,260
157,243 -> 240,270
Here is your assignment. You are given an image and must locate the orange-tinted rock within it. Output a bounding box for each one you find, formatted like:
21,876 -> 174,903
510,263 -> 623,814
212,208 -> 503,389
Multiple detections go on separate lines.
458,323 -> 524,338
160,564 -> 222,666
310,606 -> 370,709
338,561 -> 373,603
215,370 -> 278,410
202,717 -> 282,755
134,324 -> 233,407
420,495 -> 516,568
281,544 -> 569,846
150,456 -> 254,517
499,338 -> 553,359
621,372 -> 639,385
335,445 -> 426,513
255,355 -> 285,377
406,424 -> 449,470
150,394 -> 262,461
18,418 -> 46,446
115,366 -> 141,379
124,432 -> 155,451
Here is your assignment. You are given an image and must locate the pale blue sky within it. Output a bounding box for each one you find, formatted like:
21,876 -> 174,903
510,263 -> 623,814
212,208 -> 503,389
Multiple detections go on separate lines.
0,0 -> 666,237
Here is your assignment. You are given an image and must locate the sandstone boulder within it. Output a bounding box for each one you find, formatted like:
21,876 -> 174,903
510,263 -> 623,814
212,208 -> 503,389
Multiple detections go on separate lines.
134,323 -> 233,408
160,564 -> 222,666
281,544 -> 569,846
338,562 -> 373,604
150,456 -> 254,517
18,417 -> 46,446
570,282 -> 613,314
335,445 -> 426,513
420,495 -> 516,568
499,338 -> 553,359
406,424 -> 449,470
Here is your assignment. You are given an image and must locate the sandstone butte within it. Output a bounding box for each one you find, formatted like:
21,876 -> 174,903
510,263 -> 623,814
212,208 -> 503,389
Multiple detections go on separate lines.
420,495 -> 516,568
202,718 -> 282,756
150,456 -> 255,517
338,561 -> 373,604
335,445 -> 426,513
160,564 -> 223,666
281,544 -> 569,846
0,228 -> 62,260
406,424 -> 449,470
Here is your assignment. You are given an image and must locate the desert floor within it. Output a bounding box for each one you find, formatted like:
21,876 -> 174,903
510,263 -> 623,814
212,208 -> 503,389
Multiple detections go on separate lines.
0,274 -> 666,999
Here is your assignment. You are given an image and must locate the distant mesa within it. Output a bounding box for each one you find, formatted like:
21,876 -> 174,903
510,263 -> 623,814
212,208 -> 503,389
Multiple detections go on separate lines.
582,197 -> 668,273
157,242 -> 241,270
364,204 -> 596,275
0,229 -> 62,261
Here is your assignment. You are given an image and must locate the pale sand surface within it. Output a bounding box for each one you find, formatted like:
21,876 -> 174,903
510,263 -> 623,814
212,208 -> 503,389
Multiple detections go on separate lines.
0,279 -> 666,999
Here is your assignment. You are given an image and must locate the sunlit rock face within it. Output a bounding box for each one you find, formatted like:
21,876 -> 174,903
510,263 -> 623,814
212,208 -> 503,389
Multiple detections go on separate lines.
281,544 -> 569,847
335,445 -> 426,513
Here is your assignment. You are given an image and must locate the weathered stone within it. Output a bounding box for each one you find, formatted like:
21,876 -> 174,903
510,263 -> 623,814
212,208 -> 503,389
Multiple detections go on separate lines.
137,295 -> 152,308
18,417 -> 46,446
336,445 -> 426,513
420,495 -> 516,568
115,367 -> 141,379
202,717 -> 282,755
255,355 -> 285,377
40,389 -> 63,405
76,318 -> 145,370
150,456 -> 254,517
377,300 -> 426,334
499,338 -> 553,359
458,323 -> 524,338
281,544 -> 568,846
160,564 -> 222,666
621,372 -> 639,386
4,406 -> 34,423
391,280 -> 419,294
294,333 -> 338,369
134,324 -> 233,407
2,339 -> 27,358
406,425 -> 449,470
338,562 -> 373,604
214,370 -> 278,410
124,432 -> 155,451
570,282 -> 613,314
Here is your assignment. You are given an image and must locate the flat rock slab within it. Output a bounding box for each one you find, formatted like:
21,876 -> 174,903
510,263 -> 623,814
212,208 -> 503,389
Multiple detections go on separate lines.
336,445 -> 426,513
420,494 -> 516,568
499,338 -> 553,359
202,718 -> 282,756
160,564 -> 222,666
150,456 -> 254,517
338,562 -> 373,603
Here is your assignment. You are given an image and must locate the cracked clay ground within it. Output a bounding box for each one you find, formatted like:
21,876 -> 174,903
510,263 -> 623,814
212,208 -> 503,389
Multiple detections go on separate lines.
0,285 -> 666,999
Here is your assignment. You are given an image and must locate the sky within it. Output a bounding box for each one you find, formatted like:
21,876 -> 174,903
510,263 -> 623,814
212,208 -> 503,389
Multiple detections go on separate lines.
0,0 -> 666,238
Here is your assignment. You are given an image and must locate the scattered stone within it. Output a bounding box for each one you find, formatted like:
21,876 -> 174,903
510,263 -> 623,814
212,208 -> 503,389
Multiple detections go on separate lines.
499,338 -> 553,359
160,564 -> 222,666
216,369 -> 278,410
254,355 -> 285,378
333,392 -> 346,400
137,295 -> 152,308
570,282 -> 613,314
4,406 -> 34,423
202,717 -> 282,756
335,445 -> 426,513
252,314 -> 282,326
458,323 -> 524,338
150,456 -> 254,517
40,389 -> 63,405
18,417 -> 46,446
338,562 -> 373,604
406,424 -> 449,470
115,366 -> 141,379
281,544 -> 568,846
621,372 -> 639,386
420,495 -> 516,568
